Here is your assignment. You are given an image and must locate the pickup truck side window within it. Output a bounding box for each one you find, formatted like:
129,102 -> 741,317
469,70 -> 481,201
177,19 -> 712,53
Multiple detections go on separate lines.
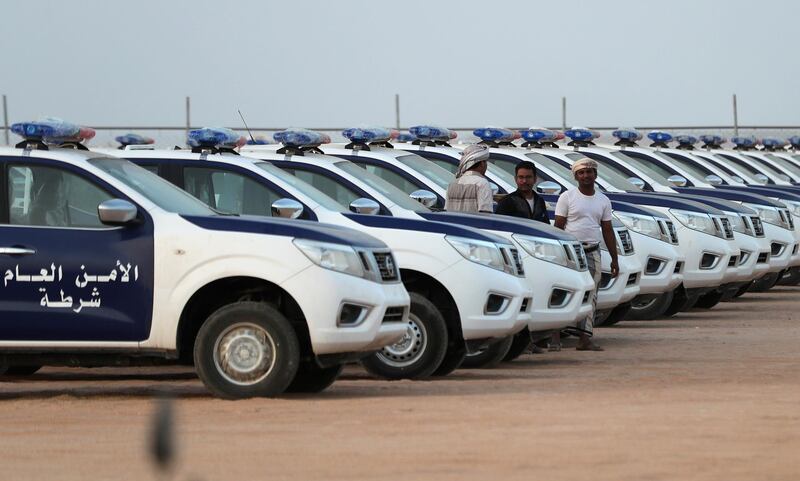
183,167 -> 279,216
7,165 -> 113,228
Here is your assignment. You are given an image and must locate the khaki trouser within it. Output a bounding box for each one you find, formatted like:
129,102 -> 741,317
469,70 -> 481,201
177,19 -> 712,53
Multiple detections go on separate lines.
577,250 -> 602,336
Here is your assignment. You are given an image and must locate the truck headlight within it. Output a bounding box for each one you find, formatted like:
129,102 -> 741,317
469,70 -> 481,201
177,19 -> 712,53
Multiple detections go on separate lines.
512,235 -> 570,268
744,203 -> 786,229
613,212 -> 664,241
445,236 -> 506,272
293,239 -> 365,278
669,209 -> 719,237
723,212 -> 747,234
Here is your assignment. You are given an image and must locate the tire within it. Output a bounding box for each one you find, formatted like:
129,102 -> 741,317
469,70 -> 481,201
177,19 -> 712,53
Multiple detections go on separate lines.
693,290 -> 724,309
502,327 -> 532,362
285,361 -> 343,393
733,281 -> 753,298
592,309 -> 610,326
626,291 -> 674,321
193,301 -> 300,399
602,302 -> 632,327
460,335 -> 514,369
778,267 -> 800,286
431,342 -> 467,377
361,292 -> 448,380
663,287 -> 692,316
4,365 -> 42,376
750,272 -> 780,292
0,365 -> 7,376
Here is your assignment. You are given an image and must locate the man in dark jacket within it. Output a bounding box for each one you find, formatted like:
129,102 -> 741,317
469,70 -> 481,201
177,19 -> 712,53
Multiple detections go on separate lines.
495,160 -> 550,224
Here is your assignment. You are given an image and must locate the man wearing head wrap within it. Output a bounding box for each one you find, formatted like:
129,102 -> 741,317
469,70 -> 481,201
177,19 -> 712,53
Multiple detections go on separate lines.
445,143 -> 493,213
550,157 -> 619,351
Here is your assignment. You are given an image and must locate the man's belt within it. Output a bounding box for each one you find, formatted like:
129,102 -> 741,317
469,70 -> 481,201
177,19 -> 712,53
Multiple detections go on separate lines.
582,242 -> 600,253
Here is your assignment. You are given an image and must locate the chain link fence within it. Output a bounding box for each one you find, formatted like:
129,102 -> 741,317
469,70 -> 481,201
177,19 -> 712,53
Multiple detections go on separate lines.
4,125 -> 800,149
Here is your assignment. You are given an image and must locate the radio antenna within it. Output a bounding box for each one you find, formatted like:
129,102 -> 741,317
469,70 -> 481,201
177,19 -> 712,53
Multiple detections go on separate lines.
237,109 -> 257,144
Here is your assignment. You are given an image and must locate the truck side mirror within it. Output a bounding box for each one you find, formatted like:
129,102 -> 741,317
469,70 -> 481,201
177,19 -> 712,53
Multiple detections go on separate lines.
271,198 -> 304,219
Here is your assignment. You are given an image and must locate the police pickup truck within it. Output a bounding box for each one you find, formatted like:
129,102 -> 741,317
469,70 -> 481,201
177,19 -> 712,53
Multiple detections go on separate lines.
1,119 -> 410,398
100,128 -> 532,379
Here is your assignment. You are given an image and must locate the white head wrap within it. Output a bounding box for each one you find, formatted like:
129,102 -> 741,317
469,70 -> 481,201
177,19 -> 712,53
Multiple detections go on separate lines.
456,144 -> 490,178
571,157 -> 598,174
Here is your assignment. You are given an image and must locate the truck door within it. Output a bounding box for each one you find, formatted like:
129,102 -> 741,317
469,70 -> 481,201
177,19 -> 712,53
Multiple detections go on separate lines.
0,158 -> 154,342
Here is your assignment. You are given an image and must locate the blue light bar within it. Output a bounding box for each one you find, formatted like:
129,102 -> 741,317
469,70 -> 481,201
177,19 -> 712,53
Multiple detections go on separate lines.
395,133 -> 417,143
473,127 -> 515,142
273,128 -> 329,147
675,134 -> 698,145
116,133 -> 154,146
563,127 -> 597,142
612,128 -> 642,141
188,127 -> 244,148
788,136 -> 800,148
730,136 -> 756,147
647,130 -> 673,143
342,127 -> 392,143
700,134 -> 725,146
409,125 -> 452,141
11,117 -> 82,141
520,128 -> 557,142
761,138 -> 785,148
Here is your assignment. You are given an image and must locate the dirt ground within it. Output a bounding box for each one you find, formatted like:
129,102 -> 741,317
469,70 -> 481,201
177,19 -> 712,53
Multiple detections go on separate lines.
2,287 -> 800,481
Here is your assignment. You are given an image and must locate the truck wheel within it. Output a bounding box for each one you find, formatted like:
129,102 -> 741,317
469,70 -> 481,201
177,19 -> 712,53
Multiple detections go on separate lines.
663,287 -> 692,316
0,365 -> 7,376
431,342 -> 467,377
194,302 -> 300,399
602,302 -> 632,326
460,336 -> 514,369
361,292 -> 447,380
778,267 -> 800,286
285,361 -> 343,393
693,290 -> 724,309
4,365 -> 42,376
626,291 -> 674,320
750,272 -> 780,292
502,327 -> 532,362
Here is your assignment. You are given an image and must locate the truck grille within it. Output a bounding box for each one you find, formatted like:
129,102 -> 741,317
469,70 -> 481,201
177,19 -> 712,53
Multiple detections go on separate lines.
373,252 -> 399,282
664,220 -> 678,244
717,217 -> 734,239
500,246 -> 524,276
750,216 -> 765,237
571,243 -> 588,270
617,229 -> 634,255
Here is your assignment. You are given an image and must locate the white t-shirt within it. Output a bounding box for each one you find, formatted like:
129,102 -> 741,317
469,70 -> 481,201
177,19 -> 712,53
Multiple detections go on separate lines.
554,188 -> 612,244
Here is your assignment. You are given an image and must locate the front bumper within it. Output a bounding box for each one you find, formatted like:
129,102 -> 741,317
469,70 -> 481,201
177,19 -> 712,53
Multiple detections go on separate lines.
631,233 -> 684,295
436,259 -> 528,340
597,251 -> 642,310
282,266 -> 410,356
520,254 -> 595,332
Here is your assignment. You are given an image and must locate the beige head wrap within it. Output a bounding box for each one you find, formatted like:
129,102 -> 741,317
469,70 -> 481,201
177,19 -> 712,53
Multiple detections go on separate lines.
571,157 -> 598,173
456,144 -> 490,178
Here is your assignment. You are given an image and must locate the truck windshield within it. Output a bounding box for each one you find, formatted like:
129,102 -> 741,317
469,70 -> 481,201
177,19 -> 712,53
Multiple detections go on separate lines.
254,161 -> 348,212
335,161 -> 432,212
764,153 -> 800,178
395,154 -> 454,190
563,153 -> 641,191
89,157 -> 216,215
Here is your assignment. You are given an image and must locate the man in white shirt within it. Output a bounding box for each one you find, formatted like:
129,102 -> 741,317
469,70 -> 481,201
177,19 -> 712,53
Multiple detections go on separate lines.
552,157 -> 619,351
445,144 -> 494,213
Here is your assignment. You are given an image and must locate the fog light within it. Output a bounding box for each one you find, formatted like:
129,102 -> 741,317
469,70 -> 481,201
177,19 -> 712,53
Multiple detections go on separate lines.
484,294 -> 510,315
338,303 -> 369,326
548,288 -> 573,308
645,257 -> 665,275
700,253 -> 719,269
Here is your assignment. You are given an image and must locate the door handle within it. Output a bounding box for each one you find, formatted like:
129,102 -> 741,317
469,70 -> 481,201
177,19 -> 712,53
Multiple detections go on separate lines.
0,247 -> 37,255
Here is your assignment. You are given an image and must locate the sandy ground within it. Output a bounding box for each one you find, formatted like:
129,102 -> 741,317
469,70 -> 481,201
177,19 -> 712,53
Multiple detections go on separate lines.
2,287 -> 800,481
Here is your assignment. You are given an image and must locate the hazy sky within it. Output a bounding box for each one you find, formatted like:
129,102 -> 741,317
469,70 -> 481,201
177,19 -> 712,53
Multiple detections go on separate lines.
4,0 -> 800,130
